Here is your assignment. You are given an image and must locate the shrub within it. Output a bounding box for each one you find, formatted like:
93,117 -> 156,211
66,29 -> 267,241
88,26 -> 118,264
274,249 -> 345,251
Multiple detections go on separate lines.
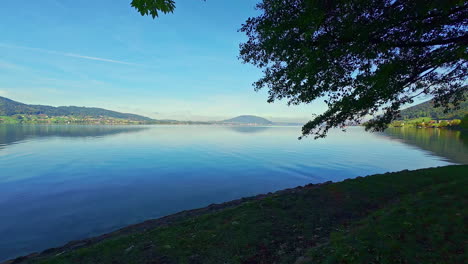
461,115 -> 468,130
450,119 -> 461,126
439,120 -> 449,127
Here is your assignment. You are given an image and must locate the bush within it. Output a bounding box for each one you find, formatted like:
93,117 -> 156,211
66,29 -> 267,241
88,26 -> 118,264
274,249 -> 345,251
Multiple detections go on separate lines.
450,119 -> 461,126
439,120 -> 449,127
392,121 -> 404,127
461,114 -> 468,130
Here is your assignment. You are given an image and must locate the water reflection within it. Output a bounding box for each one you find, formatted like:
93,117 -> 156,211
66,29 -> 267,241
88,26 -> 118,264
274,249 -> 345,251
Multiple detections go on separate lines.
383,127 -> 468,164
225,126 -> 273,134
0,125 -> 456,261
0,125 -> 148,150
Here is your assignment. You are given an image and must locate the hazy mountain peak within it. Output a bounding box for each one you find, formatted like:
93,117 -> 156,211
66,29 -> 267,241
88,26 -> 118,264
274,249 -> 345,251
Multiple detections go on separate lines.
222,115 -> 273,125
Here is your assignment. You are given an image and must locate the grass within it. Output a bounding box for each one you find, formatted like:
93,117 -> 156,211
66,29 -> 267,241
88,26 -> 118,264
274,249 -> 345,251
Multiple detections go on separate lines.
18,165 -> 467,264
0,116 -> 20,124
305,177 -> 467,263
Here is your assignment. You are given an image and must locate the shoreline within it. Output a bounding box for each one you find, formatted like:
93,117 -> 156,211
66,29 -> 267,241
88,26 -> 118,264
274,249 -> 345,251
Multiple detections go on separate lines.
5,165 -> 467,264
3,181 -> 332,264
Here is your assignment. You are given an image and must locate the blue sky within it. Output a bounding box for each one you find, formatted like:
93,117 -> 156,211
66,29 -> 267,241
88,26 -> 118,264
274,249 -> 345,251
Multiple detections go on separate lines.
0,0 -> 326,122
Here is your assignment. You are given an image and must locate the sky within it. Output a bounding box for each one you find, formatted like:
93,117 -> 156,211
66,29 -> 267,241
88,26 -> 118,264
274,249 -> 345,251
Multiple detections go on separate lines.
0,0 -> 327,122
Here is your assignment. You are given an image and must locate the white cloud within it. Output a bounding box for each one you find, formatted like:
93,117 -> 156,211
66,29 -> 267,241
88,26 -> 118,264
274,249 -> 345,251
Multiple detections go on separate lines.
61,52 -> 139,65
0,43 -> 141,66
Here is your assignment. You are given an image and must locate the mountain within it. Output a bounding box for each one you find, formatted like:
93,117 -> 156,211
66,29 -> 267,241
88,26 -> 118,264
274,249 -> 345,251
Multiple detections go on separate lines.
0,96 -> 153,121
399,98 -> 468,120
222,115 -> 273,125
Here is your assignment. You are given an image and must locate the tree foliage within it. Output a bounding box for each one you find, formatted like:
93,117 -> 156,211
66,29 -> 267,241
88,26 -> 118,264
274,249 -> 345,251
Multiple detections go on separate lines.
450,119 -> 461,126
132,0 -> 467,138
461,114 -> 468,129
439,120 -> 449,127
0,96 -> 152,121
131,0 -> 176,18
398,97 -> 468,120
239,0 -> 467,138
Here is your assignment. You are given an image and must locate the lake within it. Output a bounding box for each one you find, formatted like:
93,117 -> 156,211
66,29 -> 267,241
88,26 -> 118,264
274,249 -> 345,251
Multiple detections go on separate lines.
0,125 -> 466,261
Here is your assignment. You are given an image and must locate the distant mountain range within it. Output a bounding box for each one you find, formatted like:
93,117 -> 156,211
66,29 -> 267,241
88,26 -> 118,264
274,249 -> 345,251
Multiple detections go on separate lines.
0,96 -> 152,121
399,98 -> 468,120
0,96 -> 303,126
222,115 -> 273,125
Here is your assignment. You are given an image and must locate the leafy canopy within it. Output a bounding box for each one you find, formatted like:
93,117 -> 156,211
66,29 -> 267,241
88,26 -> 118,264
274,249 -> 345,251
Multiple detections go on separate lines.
132,0 -> 467,138
239,0 -> 467,138
131,0 -> 176,18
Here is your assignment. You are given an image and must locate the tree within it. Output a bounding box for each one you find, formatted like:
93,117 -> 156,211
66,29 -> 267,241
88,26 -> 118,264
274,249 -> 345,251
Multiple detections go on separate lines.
461,114 -> 468,129
450,119 -> 461,126
239,0 -> 467,138
130,0 -> 205,18
392,121 -> 404,127
131,0 -> 175,18
439,120 -> 449,127
133,0 -> 467,138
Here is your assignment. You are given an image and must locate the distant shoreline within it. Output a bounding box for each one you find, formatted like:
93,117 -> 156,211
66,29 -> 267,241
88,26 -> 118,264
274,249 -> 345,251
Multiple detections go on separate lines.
0,122 -> 306,127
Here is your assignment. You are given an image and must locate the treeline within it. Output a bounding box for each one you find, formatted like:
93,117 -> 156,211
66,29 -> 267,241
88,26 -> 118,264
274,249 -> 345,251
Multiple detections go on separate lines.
0,114 -> 213,125
390,114 -> 468,130
0,96 -> 152,121
399,99 -> 468,120
0,115 -> 148,125
392,119 -> 462,128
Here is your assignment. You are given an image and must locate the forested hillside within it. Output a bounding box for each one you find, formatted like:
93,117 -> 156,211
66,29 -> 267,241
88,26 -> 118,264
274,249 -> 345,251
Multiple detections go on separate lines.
0,96 -> 152,121
399,99 -> 468,120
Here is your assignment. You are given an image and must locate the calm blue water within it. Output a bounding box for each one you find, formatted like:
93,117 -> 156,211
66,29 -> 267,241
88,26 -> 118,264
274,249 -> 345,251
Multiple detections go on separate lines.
0,125 -> 465,261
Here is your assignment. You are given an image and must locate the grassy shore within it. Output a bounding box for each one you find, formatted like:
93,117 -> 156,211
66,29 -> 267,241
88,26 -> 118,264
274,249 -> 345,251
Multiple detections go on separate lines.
10,165 -> 467,264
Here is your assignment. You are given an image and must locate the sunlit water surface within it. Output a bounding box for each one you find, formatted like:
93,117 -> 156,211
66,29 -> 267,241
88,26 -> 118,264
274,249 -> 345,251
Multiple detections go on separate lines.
0,125 -> 466,260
